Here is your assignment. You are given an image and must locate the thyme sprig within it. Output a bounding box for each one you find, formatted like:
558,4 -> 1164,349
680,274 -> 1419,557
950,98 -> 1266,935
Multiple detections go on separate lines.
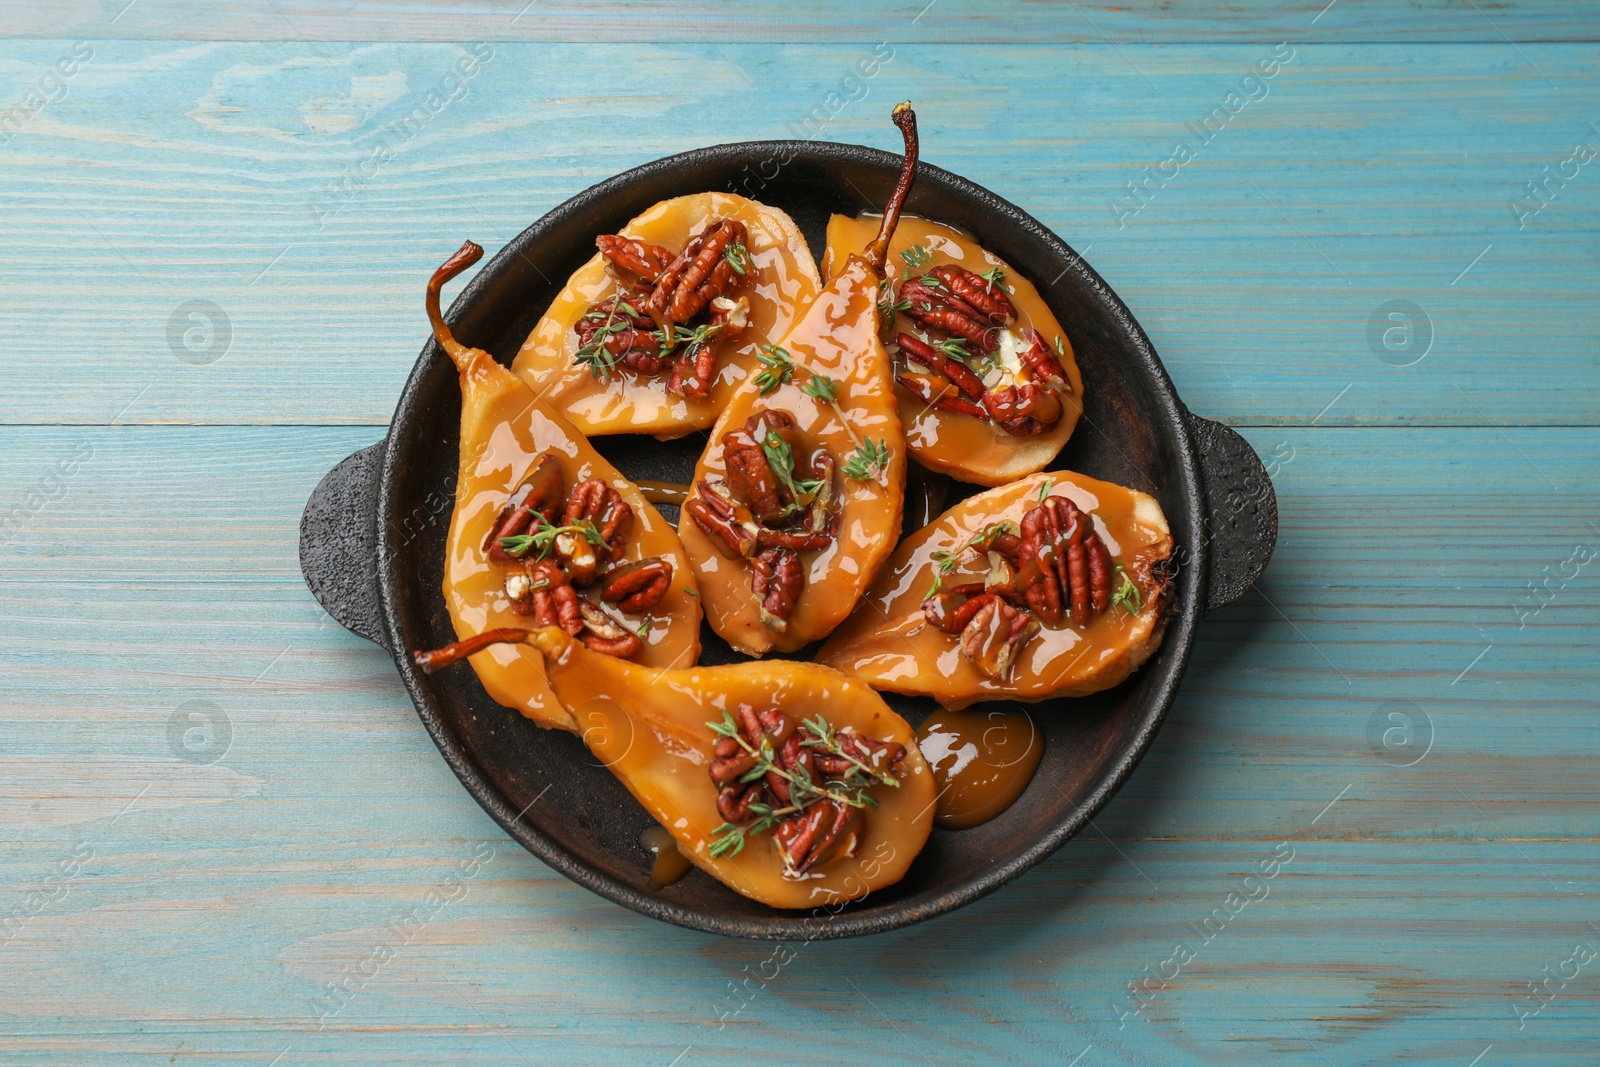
842,437 -> 891,482
753,344 -> 795,396
761,431 -> 822,509
979,265 -> 1006,291
923,520 -> 1020,598
499,513 -> 605,561
724,241 -> 751,275
573,299 -> 640,380
1110,564 -> 1143,616
899,243 -> 933,279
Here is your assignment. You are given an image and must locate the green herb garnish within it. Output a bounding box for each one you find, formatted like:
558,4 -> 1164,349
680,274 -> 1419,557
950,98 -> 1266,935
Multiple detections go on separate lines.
752,344 -> 794,396
1110,565 -> 1143,616
842,437 -> 891,482
724,242 -> 750,276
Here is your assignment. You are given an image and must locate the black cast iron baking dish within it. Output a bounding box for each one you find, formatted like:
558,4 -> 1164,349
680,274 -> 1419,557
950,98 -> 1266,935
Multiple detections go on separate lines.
299,139 -> 1277,940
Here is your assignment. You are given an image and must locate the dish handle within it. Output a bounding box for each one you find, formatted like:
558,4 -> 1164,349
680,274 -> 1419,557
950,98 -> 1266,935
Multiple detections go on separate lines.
1187,414 -> 1278,612
299,439 -> 392,649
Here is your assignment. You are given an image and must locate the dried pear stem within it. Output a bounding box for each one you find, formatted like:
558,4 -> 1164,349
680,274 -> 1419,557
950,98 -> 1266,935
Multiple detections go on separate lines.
427,240 -> 486,371
864,101 -> 920,277
413,626 -> 531,672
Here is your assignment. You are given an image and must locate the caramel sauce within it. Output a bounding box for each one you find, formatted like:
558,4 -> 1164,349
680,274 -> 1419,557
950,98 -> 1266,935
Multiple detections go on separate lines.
634,479 -> 692,507
440,349 -> 701,730
678,255 -> 906,655
531,628 -> 935,909
512,193 -> 821,439
917,708 -> 1043,829
823,214 -> 1084,487
818,472 -> 1174,708
640,823 -> 693,889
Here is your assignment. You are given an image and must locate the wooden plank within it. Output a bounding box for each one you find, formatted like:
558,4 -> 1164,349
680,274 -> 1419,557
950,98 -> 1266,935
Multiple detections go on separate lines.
1,424 -> 1593,849
0,42 -> 1596,427
4,0 -> 1598,43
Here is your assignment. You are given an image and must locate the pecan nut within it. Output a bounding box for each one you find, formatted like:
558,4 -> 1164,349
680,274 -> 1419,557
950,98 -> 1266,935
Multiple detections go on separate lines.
596,234 -> 673,283
562,479 -> 635,582
1018,495 -> 1112,628
776,799 -> 862,877
504,559 -> 582,634
575,601 -> 643,659
722,411 -> 800,525
752,547 -> 804,631
599,556 -> 673,613
685,481 -> 759,558
647,218 -> 749,324
484,454 -> 565,562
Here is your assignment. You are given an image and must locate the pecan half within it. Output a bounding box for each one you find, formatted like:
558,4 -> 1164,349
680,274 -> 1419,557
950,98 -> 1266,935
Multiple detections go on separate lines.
573,293 -> 669,375
927,265 -> 1016,326
920,587 -> 1038,679
685,481 -> 759,558
776,800 -> 862,877
506,559 -> 582,634
900,278 -> 1000,354
562,479 -> 634,582
484,454 -> 565,562
752,547 -> 804,631
599,556 -> 673,613
596,234 -> 673,283
576,601 -> 643,658
1018,496 -> 1112,628
647,219 -> 749,324
1017,327 -> 1070,389
722,411 -> 799,524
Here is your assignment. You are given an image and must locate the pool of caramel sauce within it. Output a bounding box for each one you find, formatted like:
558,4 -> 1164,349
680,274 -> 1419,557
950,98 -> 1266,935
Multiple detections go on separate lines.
916,708 -> 1044,830
640,823 -> 693,889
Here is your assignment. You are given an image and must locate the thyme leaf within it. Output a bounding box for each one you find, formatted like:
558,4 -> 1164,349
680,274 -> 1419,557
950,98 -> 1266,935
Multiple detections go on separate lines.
842,437 -> 891,482
498,514 -> 604,561
752,344 -> 794,396
1111,564 -> 1143,616
899,244 -> 933,270
724,241 -> 751,276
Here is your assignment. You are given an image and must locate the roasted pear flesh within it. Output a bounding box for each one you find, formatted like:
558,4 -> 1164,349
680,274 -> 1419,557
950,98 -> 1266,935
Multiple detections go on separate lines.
818,472 -> 1174,708
512,193 -> 822,438
824,214 -> 1084,487
428,241 -> 701,731
418,627 -> 935,909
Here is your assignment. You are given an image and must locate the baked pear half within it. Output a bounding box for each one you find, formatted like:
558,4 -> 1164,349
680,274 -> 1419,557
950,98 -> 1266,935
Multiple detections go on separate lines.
513,193 -> 821,438
428,242 -> 701,731
825,214 -> 1083,487
818,471 -> 1174,708
415,627 -> 935,909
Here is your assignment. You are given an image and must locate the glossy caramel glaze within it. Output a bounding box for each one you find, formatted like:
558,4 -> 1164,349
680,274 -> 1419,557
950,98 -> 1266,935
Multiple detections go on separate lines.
818,472 -> 1173,708
529,628 -> 935,909
678,256 -> 907,655
513,194 -> 821,438
824,214 -> 1084,487
640,823 -> 693,890
443,348 -> 701,731
634,479 -> 692,508
916,708 -> 1043,829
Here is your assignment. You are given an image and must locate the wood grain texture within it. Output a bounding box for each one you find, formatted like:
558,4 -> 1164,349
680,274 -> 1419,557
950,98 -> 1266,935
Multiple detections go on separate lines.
1,425 -> 1596,1064
2,15 -> 1598,1067
4,0 -> 1599,42
0,42 -> 1597,427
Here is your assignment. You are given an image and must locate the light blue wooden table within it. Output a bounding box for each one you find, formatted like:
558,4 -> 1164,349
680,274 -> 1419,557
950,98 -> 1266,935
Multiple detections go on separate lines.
2,3 -> 1597,1064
